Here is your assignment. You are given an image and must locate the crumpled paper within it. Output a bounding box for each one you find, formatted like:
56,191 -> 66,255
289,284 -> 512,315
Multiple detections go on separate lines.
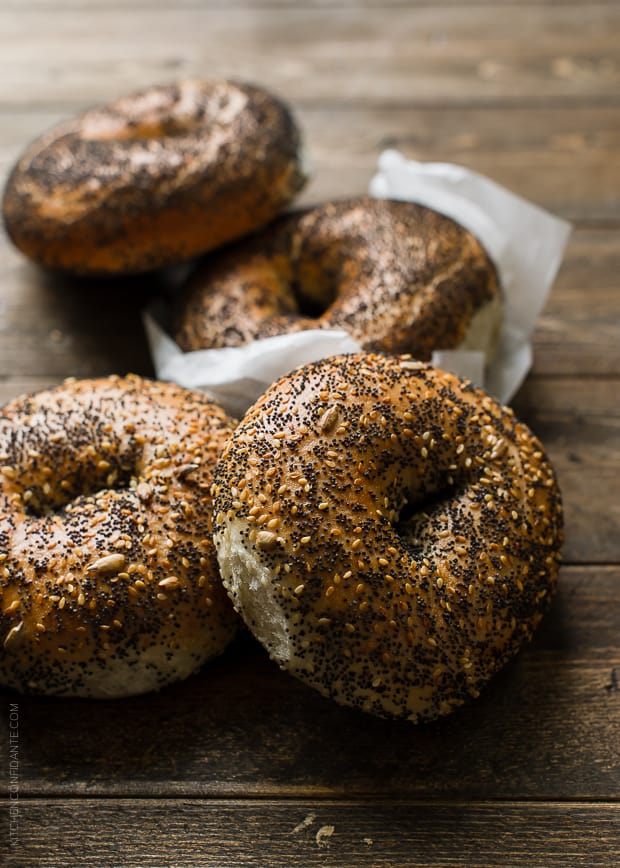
143,321 -> 360,419
145,149 -> 572,416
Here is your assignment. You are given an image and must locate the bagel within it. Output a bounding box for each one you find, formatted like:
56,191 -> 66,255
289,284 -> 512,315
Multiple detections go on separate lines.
2,80 -> 307,275
0,375 -> 239,698
212,353 -> 563,722
174,197 -> 501,363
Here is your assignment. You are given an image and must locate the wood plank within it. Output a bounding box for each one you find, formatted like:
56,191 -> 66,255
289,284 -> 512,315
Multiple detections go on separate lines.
0,229 -> 618,380
535,230 -> 620,374
1,0 -> 597,8
0,0 -> 615,861
0,233 -> 618,562
0,246 -> 157,381
0,5 -> 618,108
2,799 -> 619,867
0,359 -> 616,562
512,378 -> 620,564
0,566 -> 617,801
0,372 -> 615,562
297,105 -> 620,225
3,105 -> 619,225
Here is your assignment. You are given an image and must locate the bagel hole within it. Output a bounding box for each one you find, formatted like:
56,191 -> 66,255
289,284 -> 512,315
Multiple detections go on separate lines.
290,222 -> 368,318
395,482 -> 466,549
22,462 -> 135,519
291,263 -> 340,319
291,277 -> 333,319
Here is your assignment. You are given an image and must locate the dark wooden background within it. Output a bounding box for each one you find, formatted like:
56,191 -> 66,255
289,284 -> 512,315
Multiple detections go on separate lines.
0,1 -> 618,865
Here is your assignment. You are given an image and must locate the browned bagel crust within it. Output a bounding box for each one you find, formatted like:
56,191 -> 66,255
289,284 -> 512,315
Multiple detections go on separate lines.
2,80 -> 307,275
0,375 -> 239,697
212,354 -> 563,722
174,198 -> 501,361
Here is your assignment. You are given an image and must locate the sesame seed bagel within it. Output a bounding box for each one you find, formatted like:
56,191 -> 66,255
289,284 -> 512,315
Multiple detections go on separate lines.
174,197 -> 501,362
2,80 -> 307,275
212,353 -> 563,722
0,375 -> 239,698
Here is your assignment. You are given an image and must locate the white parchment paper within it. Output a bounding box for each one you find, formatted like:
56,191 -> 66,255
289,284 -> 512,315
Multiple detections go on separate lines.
145,149 -> 571,416
144,316 -> 361,419
370,150 -> 572,402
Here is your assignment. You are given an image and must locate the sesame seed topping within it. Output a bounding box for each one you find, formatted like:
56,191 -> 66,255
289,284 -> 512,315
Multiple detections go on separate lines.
86,553 -> 126,574
256,531 -> 278,551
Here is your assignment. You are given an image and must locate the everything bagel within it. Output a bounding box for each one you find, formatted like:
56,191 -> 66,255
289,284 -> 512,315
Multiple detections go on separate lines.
0,375 -> 239,698
174,197 -> 501,362
2,80 -> 307,275
212,353 -> 563,722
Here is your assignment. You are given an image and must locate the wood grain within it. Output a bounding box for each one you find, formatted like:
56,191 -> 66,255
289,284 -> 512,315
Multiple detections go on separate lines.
513,378 -> 620,563
0,566 -> 617,801
0,2 -> 617,865
297,106 -> 620,226
0,369 -> 616,562
1,0 -> 598,8
0,229 -> 618,380
0,237 -> 618,564
535,231 -> 620,374
2,799 -> 619,867
0,5 -> 618,108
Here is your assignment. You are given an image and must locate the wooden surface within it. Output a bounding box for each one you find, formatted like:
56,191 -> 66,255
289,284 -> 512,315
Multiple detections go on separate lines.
0,1 -> 619,865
